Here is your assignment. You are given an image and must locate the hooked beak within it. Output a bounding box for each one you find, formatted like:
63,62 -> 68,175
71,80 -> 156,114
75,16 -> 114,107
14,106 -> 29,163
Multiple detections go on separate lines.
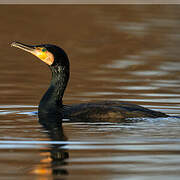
11,41 -> 54,66
11,42 -> 36,54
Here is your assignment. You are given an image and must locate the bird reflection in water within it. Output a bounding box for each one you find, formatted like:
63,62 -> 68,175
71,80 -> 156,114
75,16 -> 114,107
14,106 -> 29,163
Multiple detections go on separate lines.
39,112 -> 69,177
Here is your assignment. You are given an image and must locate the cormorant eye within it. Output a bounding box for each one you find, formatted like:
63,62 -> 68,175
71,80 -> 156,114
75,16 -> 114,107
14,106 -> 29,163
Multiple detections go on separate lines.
42,48 -> 47,52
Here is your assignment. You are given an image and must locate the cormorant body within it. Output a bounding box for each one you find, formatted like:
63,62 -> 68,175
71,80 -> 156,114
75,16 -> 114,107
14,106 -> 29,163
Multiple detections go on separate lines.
11,42 -> 168,122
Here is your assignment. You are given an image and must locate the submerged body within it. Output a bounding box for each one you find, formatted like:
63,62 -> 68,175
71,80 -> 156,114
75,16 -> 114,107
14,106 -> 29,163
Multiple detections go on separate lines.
62,101 -> 168,122
11,42 -> 168,122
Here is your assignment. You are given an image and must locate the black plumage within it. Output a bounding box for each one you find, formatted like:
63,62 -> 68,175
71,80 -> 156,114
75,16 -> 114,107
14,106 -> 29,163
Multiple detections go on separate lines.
11,42 -> 168,122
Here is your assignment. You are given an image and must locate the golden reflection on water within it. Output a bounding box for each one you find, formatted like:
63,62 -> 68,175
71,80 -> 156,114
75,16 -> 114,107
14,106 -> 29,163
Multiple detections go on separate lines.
30,152 -> 52,176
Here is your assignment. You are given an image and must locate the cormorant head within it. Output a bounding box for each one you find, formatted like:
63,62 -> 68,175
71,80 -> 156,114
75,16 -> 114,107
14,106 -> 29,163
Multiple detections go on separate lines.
11,42 -> 69,67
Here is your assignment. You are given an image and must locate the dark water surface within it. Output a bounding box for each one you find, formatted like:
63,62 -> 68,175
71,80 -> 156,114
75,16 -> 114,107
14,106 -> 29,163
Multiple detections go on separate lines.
0,5 -> 180,180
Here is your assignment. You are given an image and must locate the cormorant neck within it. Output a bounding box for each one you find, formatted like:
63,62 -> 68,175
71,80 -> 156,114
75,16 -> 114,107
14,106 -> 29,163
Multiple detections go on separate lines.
50,65 -> 69,103
38,64 -> 69,115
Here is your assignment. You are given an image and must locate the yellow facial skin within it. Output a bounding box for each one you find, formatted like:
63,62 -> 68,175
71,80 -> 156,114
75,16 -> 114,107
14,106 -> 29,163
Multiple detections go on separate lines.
32,47 -> 54,66
11,42 -> 54,66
